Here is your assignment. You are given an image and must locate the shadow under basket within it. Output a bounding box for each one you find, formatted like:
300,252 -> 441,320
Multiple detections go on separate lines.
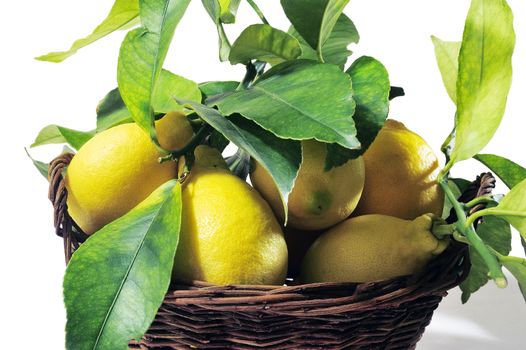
49,154 -> 497,349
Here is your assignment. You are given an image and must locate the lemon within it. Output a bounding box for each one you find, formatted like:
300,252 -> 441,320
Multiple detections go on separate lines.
65,111 -> 193,234
301,213 -> 449,283
354,119 -> 444,220
172,146 -> 288,285
250,140 -> 365,230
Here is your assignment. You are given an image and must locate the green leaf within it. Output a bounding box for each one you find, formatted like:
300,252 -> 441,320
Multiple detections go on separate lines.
219,0 -> 241,24
117,0 -> 191,147
460,215 -> 511,303
31,125 -> 95,150
281,0 -> 350,60
36,0 -> 140,62
325,56 -> 390,169
207,129 -> 230,152
431,36 -> 461,104
201,0 -> 232,61
96,88 -> 132,132
475,154 -> 526,189
289,13 -> 359,68
97,70 -> 200,132
450,0 -> 515,164
486,178 -> 526,241
64,180 -> 182,350
199,81 -> 239,100
499,256 -> 526,302
229,24 -> 302,65
151,70 -> 201,113
180,100 -> 301,221
213,60 -> 359,149
25,148 -> 49,179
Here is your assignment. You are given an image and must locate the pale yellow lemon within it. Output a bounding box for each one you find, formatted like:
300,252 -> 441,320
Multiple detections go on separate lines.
65,111 -> 193,234
354,119 -> 444,220
250,140 -> 365,230
301,213 -> 449,283
172,146 -> 288,285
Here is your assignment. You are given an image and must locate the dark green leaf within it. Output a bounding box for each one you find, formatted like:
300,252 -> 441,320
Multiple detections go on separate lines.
229,24 -> 302,65
201,0 -> 231,61
431,36 -> 461,104
219,0 -> 241,23
460,215 -> 511,303
180,100 -> 301,221
281,0 -> 350,60
25,148 -> 49,179
451,0 -> 515,163
64,180 -> 182,350
199,81 -> 239,100
213,60 -> 359,149
226,149 -> 251,180
96,88 -> 132,132
36,0 -> 140,62
117,0 -> 191,146
389,86 -> 405,100
325,56 -> 390,169
500,256 -> 526,302
31,125 -> 95,150
97,70 -> 200,132
289,13 -> 359,68
475,154 -> 526,189
451,177 -> 472,194
208,129 -> 230,152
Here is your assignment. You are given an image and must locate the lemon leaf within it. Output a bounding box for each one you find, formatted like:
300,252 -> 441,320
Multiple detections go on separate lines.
102,69 -> 199,132
213,60 -> 359,149
64,180 -> 182,350
289,13 -> 359,69
499,256 -> 526,302
180,100 -> 301,222
450,0 -> 515,164
229,24 -> 302,66
431,36 -> 461,104
475,154 -> 526,189
36,0 -> 140,62
202,0 -> 232,61
31,125 -> 95,150
117,0 -> 191,147
325,56 -> 390,170
460,216 -> 511,303
485,178 -> 526,241
199,81 -> 239,100
281,0 -> 350,60
218,0 -> 241,24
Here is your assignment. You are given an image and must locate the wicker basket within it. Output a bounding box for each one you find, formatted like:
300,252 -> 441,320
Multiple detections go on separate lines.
48,154 -> 495,349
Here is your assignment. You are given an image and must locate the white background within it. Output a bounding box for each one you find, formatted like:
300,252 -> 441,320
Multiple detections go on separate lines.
1,0 -> 525,349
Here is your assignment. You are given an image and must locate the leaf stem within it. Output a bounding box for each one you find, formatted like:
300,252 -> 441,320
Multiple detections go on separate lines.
439,176 -> 507,287
463,195 -> 495,209
466,208 -> 526,228
431,222 -> 457,239
246,0 -> 269,25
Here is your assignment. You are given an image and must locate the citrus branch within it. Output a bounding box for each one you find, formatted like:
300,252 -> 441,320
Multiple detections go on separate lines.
439,176 -> 507,288
463,195 -> 495,209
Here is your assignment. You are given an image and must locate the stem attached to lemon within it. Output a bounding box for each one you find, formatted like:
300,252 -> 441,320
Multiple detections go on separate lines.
438,176 -> 508,288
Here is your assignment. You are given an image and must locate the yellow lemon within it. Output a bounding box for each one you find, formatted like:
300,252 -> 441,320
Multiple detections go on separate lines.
250,140 -> 365,230
172,146 -> 288,285
301,213 -> 449,283
354,119 -> 444,220
65,111 -> 193,234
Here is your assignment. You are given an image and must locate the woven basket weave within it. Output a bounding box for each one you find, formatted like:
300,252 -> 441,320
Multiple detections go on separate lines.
48,153 -> 495,349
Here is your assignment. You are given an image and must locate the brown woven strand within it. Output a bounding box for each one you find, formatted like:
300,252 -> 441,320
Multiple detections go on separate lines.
48,153 -> 492,349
